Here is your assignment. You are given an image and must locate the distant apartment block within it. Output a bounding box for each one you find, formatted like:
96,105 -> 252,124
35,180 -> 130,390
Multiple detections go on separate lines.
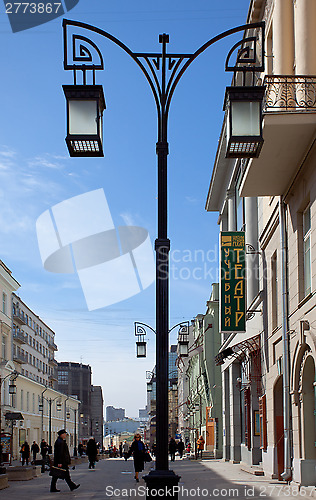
12,293 -> 58,389
106,405 -> 125,422
91,385 -> 104,445
57,361 -> 92,441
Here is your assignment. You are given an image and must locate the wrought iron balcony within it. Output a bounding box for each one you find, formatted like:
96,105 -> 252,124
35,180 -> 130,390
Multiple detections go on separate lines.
49,371 -> 58,381
13,330 -> 27,344
48,357 -> 58,366
48,341 -> 58,351
13,352 -> 28,364
13,310 -> 27,326
264,75 -> 316,112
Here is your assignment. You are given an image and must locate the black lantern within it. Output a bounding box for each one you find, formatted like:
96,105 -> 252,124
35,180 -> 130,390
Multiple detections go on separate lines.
63,85 -> 106,157
56,402 -> 62,411
224,86 -> 265,158
67,411 -> 71,419
147,382 -> 153,392
136,341 -> 147,358
178,339 -> 189,357
8,382 -> 17,395
171,380 -> 177,391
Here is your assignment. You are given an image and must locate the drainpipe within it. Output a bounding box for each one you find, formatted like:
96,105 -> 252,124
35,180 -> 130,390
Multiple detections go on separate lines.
279,197 -> 292,481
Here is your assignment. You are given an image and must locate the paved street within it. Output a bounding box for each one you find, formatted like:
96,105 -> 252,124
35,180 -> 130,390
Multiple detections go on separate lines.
0,458 -> 315,500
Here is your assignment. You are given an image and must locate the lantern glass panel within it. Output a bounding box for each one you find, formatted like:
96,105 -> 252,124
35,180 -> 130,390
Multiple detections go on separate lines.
231,101 -> 261,137
69,100 -> 98,135
9,383 -> 16,394
147,382 -> 153,392
136,342 -> 146,358
179,341 -> 188,357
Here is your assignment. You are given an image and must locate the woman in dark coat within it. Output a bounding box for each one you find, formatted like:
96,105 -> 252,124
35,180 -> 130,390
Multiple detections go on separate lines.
127,433 -> 145,482
86,437 -> 98,469
168,438 -> 177,462
21,441 -> 30,466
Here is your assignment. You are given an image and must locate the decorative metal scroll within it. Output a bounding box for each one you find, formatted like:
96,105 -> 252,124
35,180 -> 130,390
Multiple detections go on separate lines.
225,24 -> 264,85
63,19 -> 265,140
134,322 -> 156,337
264,76 -> 316,111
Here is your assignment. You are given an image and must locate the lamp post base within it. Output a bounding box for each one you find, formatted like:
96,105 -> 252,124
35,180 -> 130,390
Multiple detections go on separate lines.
143,469 -> 181,499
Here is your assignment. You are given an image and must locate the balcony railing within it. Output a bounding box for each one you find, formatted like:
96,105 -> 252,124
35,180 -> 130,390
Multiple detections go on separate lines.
48,357 -> 58,366
13,330 -> 27,344
13,310 -> 27,326
264,75 -> 316,112
13,352 -> 28,364
48,341 -> 58,351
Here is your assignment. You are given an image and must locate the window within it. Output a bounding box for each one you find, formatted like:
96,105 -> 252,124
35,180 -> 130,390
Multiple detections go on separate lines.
2,293 -> 6,314
271,252 -> 278,330
303,205 -> 311,297
26,392 -> 30,412
21,389 -> 24,411
58,371 -> 68,385
2,336 -> 6,361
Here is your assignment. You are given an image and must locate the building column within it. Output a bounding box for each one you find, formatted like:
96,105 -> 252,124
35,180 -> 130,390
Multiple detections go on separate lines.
222,368 -> 230,460
294,0 -> 316,74
229,363 -> 241,463
226,189 -> 236,232
272,0 -> 295,74
244,197 -> 259,307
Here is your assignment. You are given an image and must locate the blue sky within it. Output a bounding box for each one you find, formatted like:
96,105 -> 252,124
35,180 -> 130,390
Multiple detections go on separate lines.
0,0 -> 250,416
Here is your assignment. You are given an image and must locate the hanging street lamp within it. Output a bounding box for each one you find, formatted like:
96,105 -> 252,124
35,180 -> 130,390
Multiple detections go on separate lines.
63,85 -> 106,157
225,85 -> 265,158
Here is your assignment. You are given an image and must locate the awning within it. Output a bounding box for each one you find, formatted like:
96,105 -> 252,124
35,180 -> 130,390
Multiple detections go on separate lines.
5,412 -> 23,421
215,334 -> 261,366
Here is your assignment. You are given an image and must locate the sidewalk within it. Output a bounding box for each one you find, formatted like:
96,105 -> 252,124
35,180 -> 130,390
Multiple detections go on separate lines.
0,457 -> 315,499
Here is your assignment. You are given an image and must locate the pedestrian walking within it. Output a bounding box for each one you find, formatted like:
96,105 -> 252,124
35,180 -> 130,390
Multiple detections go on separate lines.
86,437 -> 98,469
41,439 -> 48,459
151,443 -> 156,457
50,429 -> 80,493
78,442 -> 84,457
126,433 -> 146,482
196,435 -> 205,459
177,438 -> 184,459
168,438 -> 177,462
119,442 -> 123,458
20,441 -> 30,466
122,440 -> 129,460
31,441 -> 39,463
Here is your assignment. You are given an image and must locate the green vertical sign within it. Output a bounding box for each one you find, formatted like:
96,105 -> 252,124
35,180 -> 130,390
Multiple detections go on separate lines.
220,231 -> 246,332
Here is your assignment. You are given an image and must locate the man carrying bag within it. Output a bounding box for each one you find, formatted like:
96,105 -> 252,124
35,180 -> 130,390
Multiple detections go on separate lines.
50,429 -> 80,493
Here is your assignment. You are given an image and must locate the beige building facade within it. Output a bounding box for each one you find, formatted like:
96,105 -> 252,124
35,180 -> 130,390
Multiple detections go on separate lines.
0,261 -> 80,461
206,0 -> 316,487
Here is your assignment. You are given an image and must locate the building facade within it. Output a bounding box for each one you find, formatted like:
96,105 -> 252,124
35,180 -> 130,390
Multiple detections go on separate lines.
57,362 -> 92,442
206,0 -> 316,486
12,293 -> 58,389
106,406 -> 125,422
91,385 -> 104,445
186,284 -> 222,457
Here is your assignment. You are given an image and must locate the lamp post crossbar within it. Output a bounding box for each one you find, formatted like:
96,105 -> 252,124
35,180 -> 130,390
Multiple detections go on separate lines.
63,18 -> 265,494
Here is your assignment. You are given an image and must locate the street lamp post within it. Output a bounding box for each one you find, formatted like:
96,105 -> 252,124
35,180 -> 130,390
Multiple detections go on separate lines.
67,407 -> 78,455
62,19 -> 265,496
